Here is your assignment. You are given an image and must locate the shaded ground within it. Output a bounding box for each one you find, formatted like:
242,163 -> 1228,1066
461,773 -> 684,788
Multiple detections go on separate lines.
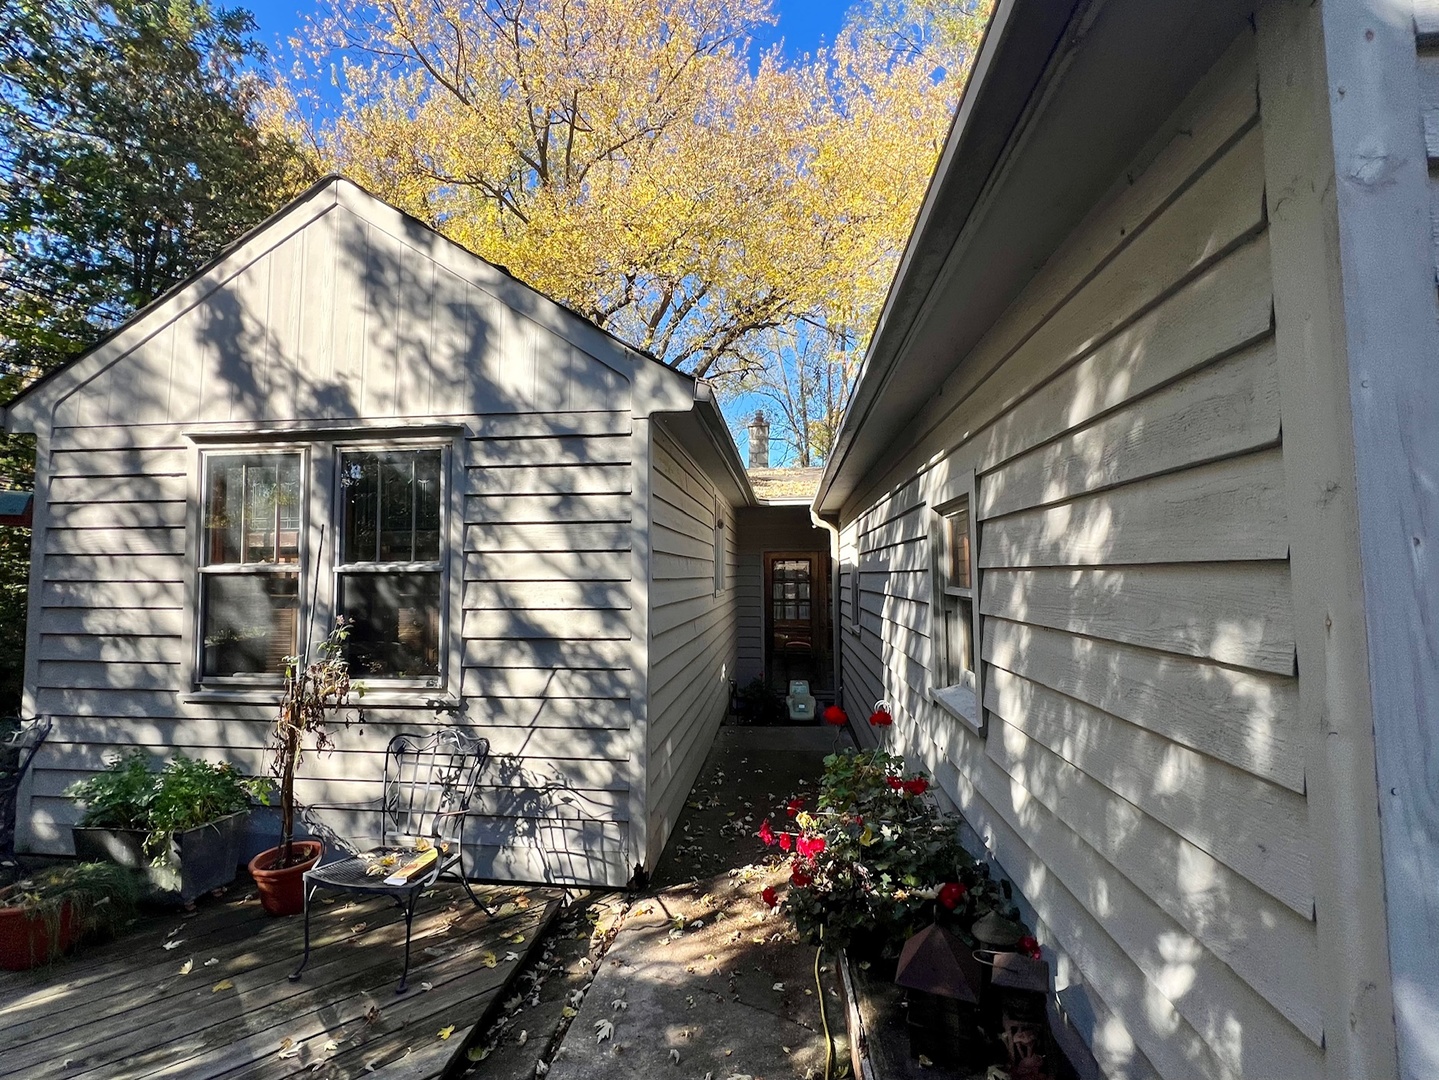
464,724 -> 854,1080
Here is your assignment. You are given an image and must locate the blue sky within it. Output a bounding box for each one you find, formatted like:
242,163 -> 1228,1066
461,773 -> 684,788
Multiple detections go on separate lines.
243,2 -> 849,64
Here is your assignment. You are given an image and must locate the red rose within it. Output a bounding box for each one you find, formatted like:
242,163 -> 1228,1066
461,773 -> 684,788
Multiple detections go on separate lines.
885,776 -> 903,791
903,777 -> 929,796
762,886 -> 779,908
868,708 -> 893,727
757,820 -> 775,846
791,868 -> 813,887
823,704 -> 848,726
778,832 -> 793,852
938,882 -> 967,910
786,798 -> 804,817
797,835 -> 827,860
1016,935 -> 1041,959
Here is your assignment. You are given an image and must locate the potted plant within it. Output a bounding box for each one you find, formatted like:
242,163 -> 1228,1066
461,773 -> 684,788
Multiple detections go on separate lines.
0,861 -> 138,970
248,619 -> 362,916
68,752 -> 267,905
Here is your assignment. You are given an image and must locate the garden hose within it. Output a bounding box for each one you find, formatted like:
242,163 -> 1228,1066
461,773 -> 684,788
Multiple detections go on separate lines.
816,926 -> 833,1080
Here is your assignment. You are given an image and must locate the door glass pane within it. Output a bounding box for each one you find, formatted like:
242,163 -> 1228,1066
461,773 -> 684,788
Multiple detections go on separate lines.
339,572 -> 441,678
798,603 -> 810,620
202,574 -> 298,676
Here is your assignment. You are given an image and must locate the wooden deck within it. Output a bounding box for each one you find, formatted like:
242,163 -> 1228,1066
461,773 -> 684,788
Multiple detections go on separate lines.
0,879 -> 562,1080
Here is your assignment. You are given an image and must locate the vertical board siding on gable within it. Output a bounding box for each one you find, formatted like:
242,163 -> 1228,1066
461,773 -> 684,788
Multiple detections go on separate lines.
837,33 -> 1328,1079
646,427 -> 737,865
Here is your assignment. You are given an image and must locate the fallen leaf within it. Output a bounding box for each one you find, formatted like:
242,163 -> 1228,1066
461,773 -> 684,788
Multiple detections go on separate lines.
204,957 -> 219,966
438,1025 -> 456,1040
504,951 -> 520,962
480,951 -> 499,969
535,1061 -> 549,1077
772,982 -> 784,992
280,1037 -> 295,1051
178,958 -> 193,975
350,922 -> 368,934
162,940 -> 184,951
420,981 -> 433,992
278,1036 -> 301,1059
364,1004 -> 381,1025
595,1019 -> 614,1043
517,1030 -> 528,1045
211,979 -> 234,992
509,933 -> 526,944
669,1049 -> 681,1064
466,1046 -> 491,1062
561,1006 -> 577,1019
323,1040 -> 340,1053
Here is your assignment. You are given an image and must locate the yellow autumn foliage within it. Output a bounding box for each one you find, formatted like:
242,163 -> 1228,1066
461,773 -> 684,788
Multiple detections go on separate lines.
274,0 -> 993,376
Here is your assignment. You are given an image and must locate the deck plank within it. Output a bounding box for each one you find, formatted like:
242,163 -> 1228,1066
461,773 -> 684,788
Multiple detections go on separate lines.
0,881 -> 561,1080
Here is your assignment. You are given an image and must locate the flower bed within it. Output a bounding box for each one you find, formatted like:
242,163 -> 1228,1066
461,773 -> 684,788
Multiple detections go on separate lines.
757,749 -> 1029,960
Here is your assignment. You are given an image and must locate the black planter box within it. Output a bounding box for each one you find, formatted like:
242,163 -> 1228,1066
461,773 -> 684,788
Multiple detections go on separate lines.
73,810 -> 248,905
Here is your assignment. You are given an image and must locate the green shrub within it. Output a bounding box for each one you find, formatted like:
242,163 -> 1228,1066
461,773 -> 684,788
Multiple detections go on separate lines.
761,748 -> 1021,957
67,751 -> 266,858
0,861 -> 139,962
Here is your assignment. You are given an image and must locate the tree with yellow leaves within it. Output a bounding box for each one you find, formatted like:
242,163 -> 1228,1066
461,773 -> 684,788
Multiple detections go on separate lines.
276,0 -> 992,381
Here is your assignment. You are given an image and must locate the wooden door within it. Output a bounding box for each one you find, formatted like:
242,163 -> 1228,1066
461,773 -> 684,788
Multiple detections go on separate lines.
763,551 -> 829,691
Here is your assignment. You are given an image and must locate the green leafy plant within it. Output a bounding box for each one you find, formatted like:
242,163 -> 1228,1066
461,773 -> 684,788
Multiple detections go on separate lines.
735,678 -> 785,725
760,748 -> 1021,957
67,751 -> 267,859
266,619 -> 363,870
0,861 -> 139,964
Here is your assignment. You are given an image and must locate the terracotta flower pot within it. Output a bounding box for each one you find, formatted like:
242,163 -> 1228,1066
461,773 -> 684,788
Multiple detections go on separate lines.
247,841 -> 323,917
0,901 -> 79,970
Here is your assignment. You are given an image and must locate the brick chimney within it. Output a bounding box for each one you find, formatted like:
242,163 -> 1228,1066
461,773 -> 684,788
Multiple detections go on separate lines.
747,411 -> 770,469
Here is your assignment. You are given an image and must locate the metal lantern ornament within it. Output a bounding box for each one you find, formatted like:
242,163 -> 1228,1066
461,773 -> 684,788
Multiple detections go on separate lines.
868,698 -> 894,727
894,922 -> 986,1067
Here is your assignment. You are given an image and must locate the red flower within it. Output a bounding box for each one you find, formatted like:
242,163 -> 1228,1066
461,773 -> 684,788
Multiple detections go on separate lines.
902,777 -> 929,796
778,832 -> 793,852
938,882 -> 967,910
885,776 -> 904,791
786,798 -> 804,817
758,820 -> 775,846
823,705 -> 848,726
868,708 -> 893,727
797,835 -> 827,860
762,886 -> 778,908
1017,935 -> 1041,960
791,868 -> 813,887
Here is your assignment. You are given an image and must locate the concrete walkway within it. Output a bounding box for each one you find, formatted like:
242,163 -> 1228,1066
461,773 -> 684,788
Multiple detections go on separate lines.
545,725 -> 852,1080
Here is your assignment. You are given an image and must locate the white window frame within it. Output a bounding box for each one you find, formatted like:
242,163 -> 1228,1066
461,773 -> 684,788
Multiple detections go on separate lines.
849,548 -> 861,636
190,436 -> 454,697
928,468 -> 985,734
195,446 -> 310,687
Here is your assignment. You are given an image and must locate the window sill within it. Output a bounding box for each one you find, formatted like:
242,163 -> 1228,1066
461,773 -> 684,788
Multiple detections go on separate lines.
184,688 -> 460,711
929,684 -> 985,734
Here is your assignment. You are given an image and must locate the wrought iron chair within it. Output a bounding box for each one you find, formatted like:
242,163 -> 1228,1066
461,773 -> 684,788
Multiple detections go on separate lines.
289,727 -> 491,992
1,717 -> 51,871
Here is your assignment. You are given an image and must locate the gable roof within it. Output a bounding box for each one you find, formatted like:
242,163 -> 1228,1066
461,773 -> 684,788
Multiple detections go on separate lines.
3,175 -> 695,427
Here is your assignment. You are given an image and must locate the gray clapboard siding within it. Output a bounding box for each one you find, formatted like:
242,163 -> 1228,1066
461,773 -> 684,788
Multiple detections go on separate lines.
645,426 -> 736,860
979,447 -> 1288,569
979,562 -> 1295,675
833,31 -> 1336,1076
463,550 -> 631,582
462,580 -> 632,611
467,463 -> 633,496
977,338 -> 1280,520
983,617 -> 1302,793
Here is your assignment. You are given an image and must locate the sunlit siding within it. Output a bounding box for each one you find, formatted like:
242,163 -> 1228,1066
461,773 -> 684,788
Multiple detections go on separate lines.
836,33 -> 1325,1079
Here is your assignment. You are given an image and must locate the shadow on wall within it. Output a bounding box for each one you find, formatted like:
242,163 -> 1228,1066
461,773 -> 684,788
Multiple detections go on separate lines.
30,198 -> 639,888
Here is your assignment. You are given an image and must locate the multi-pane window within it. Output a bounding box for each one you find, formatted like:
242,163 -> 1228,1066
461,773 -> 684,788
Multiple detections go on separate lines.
197,444 -> 447,688
772,559 -> 812,624
200,453 -> 304,679
933,488 -> 983,731
337,449 -> 443,680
